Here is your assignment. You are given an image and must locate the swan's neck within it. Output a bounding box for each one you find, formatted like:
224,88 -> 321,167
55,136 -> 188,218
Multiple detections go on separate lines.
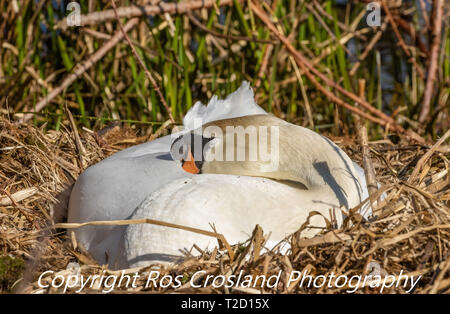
200,116 -> 363,209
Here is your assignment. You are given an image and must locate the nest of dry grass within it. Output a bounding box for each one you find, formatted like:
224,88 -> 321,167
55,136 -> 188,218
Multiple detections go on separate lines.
0,117 -> 449,294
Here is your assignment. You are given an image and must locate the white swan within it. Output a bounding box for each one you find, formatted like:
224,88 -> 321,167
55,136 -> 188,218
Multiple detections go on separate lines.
68,81 -> 371,269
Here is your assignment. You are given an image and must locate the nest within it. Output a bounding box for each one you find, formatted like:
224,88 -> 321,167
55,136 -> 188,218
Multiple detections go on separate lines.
0,117 -> 449,294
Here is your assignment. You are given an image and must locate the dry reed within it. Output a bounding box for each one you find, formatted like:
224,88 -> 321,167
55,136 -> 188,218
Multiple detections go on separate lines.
0,116 -> 448,294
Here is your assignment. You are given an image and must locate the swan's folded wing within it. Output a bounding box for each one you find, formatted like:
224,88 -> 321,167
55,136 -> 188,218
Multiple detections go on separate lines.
67,152 -> 192,255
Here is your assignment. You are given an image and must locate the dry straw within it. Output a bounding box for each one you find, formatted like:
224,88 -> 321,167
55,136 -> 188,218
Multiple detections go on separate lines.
1,116 -> 449,294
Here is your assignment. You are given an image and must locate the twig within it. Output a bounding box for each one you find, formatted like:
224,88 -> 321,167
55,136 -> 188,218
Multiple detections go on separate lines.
381,0 -> 410,57
356,79 -> 378,209
349,21 -> 387,76
313,27 -> 371,68
254,44 -> 273,89
252,2 -> 386,120
305,2 -> 355,61
363,224 -> 450,257
429,257 -> 450,294
187,11 -> 277,44
381,0 -> 425,80
19,18 -> 139,123
111,0 -> 175,125
250,2 -> 393,128
418,0 -> 431,31
1,189 -> 38,228
419,0 -> 444,123
64,102 -> 87,170
305,2 -> 335,41
312,0 -> 366,41
296,231 -> 352,248
250,1 -> 426,144
394,17 -> 429,57
53,218 -> 235,263
408,129 -> 450,184
55,0 -> 239,29
81,28 -> 184,71
305,2 -> 357,66
0,187 -> 38,206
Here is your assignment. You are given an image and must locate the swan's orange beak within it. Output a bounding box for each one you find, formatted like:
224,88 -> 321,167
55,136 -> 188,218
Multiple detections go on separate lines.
182,150 -> 200,174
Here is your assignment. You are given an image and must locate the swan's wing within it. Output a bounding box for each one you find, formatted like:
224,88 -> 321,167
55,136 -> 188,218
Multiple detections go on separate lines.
67,152 -> 192,253
106,134 -> 175,160
120,174 -> 343,268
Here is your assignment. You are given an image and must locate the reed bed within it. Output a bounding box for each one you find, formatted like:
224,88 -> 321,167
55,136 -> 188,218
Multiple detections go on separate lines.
1,0 -> 449,137
0,116 -> 448,294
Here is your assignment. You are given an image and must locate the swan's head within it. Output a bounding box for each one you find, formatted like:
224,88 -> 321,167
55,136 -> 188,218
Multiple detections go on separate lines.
170,133 -> 215,174
170,115 -> 282,178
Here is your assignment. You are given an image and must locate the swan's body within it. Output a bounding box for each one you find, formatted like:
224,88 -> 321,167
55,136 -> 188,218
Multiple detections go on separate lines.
125,174 -> 344,267
68,82 -> 371,269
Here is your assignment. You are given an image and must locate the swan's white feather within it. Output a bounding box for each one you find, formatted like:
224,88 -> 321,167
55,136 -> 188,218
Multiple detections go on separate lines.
183,81 -> 266,130
123,175 -> 343,268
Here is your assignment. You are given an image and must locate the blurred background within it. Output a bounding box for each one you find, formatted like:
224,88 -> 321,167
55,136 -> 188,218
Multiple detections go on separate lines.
0,0 -> 449,138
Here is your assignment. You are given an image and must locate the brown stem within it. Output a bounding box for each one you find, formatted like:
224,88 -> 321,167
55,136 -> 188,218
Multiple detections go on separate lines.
55,0 -> 239,29
381,0 -> 425,80
350,21 -> 387,76
254,44 -> 273,90
19,18 -> 139,123
64,102 -> 87,170
419,0 -> 444,123
381,0 -> 410,56
408,129 -> 450,183
312,0 -> 366,41
357,80 -> 378,208
394,17 -> 429,57
418,0 -> 431,31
